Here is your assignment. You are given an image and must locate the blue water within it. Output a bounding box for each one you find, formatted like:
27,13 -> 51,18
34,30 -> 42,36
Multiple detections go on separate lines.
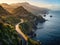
35,11 -> 60,45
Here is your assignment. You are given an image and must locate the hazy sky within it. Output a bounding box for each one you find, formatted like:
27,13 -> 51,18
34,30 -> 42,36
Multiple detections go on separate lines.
0,0 -> 60,10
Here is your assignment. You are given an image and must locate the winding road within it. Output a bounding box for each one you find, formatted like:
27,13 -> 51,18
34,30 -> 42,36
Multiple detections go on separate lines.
15,19 -> 28,41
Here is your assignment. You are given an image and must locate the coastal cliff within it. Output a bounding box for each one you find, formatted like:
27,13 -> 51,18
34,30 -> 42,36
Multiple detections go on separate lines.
0,3 -> 48,45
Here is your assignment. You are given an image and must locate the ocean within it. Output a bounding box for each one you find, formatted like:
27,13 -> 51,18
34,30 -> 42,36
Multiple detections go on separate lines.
35,10 -> 60,45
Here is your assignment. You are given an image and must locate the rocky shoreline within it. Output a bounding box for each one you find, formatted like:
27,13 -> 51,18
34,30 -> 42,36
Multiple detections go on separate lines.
18,14 -> 46,45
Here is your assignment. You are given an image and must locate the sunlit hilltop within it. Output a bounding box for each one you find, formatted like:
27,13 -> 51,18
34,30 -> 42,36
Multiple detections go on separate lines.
0,0 -> 60,10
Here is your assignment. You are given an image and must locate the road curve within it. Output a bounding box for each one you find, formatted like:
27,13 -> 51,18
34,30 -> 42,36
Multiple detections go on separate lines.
15,19 -> 28,41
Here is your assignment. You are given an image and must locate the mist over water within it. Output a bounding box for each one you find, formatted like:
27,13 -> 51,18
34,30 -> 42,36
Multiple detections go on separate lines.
35,10 -> 60,45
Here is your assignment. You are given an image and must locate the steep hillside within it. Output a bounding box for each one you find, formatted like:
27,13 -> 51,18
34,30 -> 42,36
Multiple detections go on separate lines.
0,3 -> 14,13
1,2 -> 49,15
13,6 -> 45,23
10,2 -> 49,15
12,6 -> 34,18
0,5 -> 11,15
